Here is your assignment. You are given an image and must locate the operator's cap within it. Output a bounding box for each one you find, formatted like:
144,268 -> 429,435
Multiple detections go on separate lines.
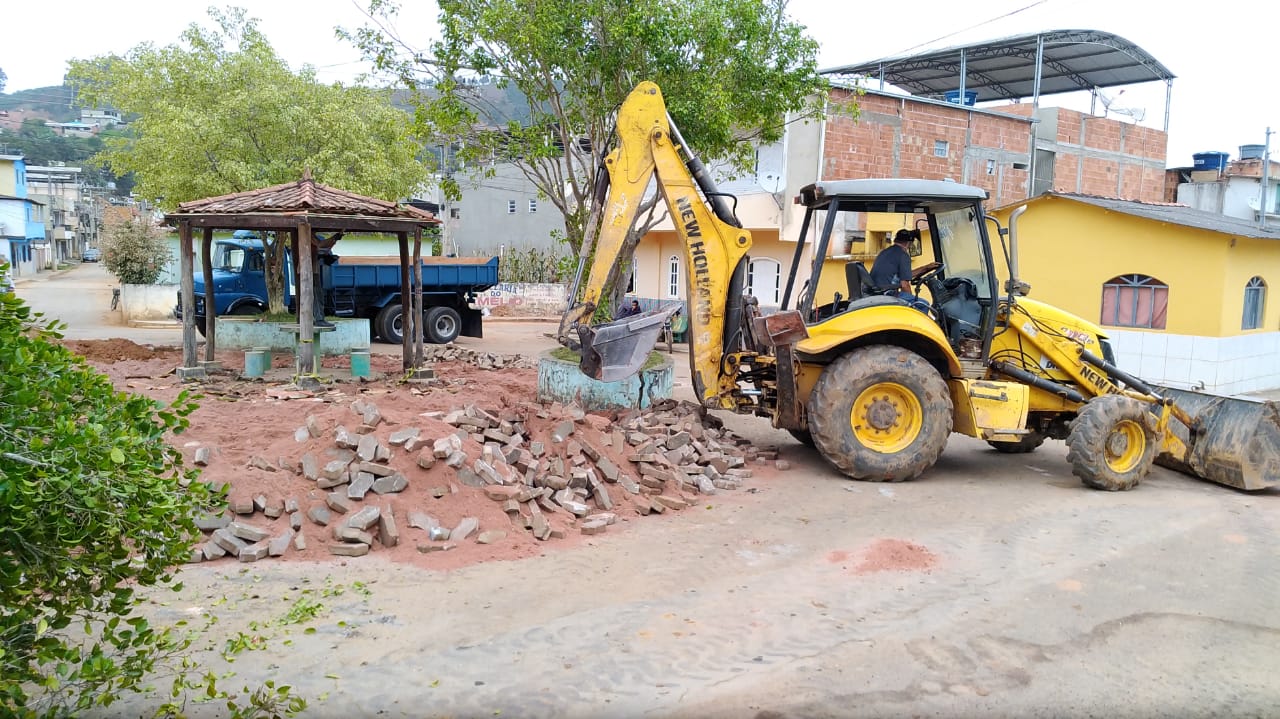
894,229 -> 917,243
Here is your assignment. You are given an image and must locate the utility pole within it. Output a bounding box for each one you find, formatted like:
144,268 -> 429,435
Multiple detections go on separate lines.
1259,127 -> 1273,230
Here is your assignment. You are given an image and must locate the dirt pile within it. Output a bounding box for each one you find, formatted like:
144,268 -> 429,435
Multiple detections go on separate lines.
185,394 -> 778,568
61,338 -> 178,363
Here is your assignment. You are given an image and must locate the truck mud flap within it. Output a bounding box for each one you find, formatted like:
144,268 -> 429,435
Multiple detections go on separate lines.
1153,385 -> 1280,491
461,306 -> 484,338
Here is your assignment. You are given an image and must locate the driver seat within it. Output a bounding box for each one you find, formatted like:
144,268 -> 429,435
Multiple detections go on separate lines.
845,261 -> 891,301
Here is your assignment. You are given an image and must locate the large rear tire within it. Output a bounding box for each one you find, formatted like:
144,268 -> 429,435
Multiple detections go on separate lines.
1066,395 -> 1156,491
425,306 -> 461,344
807,345 -> 953,482
987,431 -> 1046,454
376,303 -> 403,344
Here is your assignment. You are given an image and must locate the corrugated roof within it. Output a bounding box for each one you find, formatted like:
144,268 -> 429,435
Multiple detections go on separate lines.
1045,192 -> 1280,241
821,29 -> 1175,102
174,170 -> 437,223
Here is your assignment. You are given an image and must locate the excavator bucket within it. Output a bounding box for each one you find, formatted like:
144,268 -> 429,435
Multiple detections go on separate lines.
577,306 -> 682,382
1153,385 -> 1280,491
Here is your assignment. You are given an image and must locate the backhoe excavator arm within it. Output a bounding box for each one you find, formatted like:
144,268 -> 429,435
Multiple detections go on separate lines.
558,82 -> 753,408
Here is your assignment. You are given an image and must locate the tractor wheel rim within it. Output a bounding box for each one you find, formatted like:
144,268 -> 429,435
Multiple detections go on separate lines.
1104,419 -> 1145,473
851,382 -> 923,453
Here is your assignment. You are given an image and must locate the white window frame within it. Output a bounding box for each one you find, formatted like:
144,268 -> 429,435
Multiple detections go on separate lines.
528,199 -> 537,213
747,257 -> 782,305
506,200 -> 516,214
1243,276 -> 1266,330
934,140 -> 949,158
667,255 -> 680,298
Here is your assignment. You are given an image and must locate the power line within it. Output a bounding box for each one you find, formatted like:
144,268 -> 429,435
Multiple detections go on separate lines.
891,0 -> 1051,56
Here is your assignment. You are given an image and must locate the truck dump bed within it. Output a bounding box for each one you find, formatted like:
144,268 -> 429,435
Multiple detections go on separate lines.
330,256 -> 499,294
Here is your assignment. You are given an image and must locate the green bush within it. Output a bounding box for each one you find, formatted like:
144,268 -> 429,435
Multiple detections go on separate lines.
101,216 -> 172,285
0,294 -> 303,717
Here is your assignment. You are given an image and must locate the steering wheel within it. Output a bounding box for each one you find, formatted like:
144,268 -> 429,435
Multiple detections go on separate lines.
910,262 -> 945,287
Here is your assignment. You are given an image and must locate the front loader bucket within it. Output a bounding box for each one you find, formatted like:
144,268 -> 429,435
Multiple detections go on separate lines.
577,306 -> 681,382
1153,385 -> 1280,491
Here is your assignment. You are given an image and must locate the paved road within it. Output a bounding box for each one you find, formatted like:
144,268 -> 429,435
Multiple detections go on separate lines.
20,263 -> 1280,718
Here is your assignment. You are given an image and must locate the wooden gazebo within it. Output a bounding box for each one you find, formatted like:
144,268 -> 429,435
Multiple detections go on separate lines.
165,171 -> 441,380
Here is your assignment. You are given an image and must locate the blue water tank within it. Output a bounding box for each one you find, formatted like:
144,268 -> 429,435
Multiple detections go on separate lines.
944,90 -> 978,106
1192,151 -> 1229,171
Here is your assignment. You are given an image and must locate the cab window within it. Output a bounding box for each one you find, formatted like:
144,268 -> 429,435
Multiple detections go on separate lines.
933,207 -> 992,298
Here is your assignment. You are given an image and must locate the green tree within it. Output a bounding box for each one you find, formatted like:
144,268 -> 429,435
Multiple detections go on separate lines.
67,6 -> 433,314
346,0 -> 837,302
101,215 -> 172,285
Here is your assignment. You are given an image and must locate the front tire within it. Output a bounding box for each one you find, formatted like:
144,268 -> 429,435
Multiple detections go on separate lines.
1066,395 -> 1156,491
807,345 -> 953,482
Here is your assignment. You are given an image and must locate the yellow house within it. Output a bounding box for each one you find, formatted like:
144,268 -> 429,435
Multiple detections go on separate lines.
990,193 -> 1280,395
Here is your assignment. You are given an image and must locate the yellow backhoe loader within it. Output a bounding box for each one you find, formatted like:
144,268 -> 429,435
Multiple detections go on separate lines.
559,81 -> 1279,492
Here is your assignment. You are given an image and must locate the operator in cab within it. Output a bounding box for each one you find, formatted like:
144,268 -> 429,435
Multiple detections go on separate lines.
871,229 -> 930,312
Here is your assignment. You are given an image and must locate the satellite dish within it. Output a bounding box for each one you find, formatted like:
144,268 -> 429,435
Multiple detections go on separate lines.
1094,88 -> 1145,123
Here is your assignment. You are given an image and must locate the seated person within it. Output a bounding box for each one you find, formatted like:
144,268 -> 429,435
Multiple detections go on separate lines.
870,229 -> 931,313
615,299 -> 642,319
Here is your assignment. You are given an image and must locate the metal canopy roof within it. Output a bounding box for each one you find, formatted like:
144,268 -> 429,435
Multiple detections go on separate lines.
821,29 -> 1175,102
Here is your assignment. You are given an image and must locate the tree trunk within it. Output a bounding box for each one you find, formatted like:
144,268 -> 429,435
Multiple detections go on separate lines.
264,232 -> 288,316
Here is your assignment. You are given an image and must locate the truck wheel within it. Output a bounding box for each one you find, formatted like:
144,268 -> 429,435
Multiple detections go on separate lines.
376,304 -> 402,344
807,345 -> 953,482
1066,395 -> 1156,491
230,304 -> 262,316
426,307 -> 461,344
987,431 -> 1046,454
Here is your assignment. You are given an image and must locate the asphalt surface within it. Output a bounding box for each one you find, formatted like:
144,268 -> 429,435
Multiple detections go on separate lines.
17,263 -> 1280,718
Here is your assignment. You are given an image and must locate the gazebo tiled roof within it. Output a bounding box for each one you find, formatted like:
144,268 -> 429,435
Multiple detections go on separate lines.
173,169 -> 438,223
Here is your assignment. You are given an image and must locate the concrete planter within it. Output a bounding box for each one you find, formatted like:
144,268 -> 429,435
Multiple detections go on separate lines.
214,317 -> 370,356
120,283 -> 179,322
536,349 -> 673,411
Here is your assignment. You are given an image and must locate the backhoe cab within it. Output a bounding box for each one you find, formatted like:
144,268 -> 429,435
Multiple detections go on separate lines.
563,81 -> 1279,493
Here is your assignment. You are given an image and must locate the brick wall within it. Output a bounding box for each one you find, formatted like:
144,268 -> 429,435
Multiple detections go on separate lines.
822,89 -> 1032,205
1038,108 -> 1168,202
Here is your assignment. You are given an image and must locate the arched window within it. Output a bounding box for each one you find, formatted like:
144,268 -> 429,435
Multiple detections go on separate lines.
1101,274 -> 1168,329
667,255 -> 680,298
1243,276 -> 1266,330
747,258 -> 782,305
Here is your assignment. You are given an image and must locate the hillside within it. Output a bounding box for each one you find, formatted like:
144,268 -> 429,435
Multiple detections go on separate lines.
0,84 -> 78,122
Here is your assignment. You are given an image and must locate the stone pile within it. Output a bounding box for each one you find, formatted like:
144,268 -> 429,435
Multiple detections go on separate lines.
420,344 -> 536,370
187,396 -> 775,564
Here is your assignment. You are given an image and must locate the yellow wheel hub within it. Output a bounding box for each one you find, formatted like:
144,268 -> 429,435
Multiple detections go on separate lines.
1104,419 -> 1146,473
851,382 -> 923,453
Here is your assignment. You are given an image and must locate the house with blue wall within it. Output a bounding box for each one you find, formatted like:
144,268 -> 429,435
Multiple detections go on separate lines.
0,154 -> 48,277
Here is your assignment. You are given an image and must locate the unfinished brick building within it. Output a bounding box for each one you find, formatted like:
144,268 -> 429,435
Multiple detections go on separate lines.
820,30 -> 1175,205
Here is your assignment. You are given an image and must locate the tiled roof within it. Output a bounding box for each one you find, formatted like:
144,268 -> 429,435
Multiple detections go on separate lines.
174,170 -> 437,223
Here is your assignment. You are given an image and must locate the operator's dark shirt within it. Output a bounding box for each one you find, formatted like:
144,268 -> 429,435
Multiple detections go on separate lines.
870,244 -> 912,290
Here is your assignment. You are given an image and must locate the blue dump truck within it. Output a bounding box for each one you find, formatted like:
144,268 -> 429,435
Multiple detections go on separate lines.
175,236 -> 499,344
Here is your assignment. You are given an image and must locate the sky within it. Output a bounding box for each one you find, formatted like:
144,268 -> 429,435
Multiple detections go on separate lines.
1,0 -> 1274,167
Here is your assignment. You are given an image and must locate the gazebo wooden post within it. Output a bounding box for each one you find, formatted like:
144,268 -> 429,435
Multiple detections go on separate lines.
177,220 -> 202,377
297,221 -> 316,375
397,231 -> 412,371
200,227 -> 216,361
412,227 -> 424,367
